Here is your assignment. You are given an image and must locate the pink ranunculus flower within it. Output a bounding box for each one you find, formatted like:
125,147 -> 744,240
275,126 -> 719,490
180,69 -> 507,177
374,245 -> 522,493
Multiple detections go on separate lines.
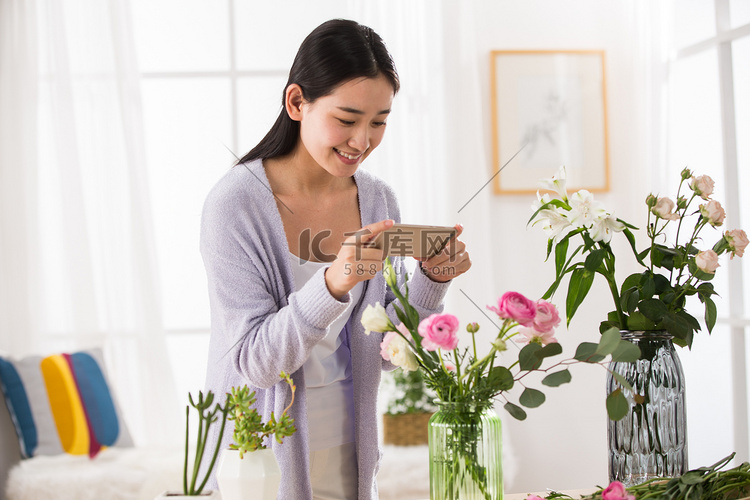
418,314 -> 460,351
602,481 -> 635,500
487,292 -> 537,326
517,326 -> 558,346
700,199 -> 726,227
532,300 -> 561,333
690,174 -> 715,200
695,249 -> 720,274
726,229 -> 749,259
525,496 -> 545,500
651,197 -> 680,221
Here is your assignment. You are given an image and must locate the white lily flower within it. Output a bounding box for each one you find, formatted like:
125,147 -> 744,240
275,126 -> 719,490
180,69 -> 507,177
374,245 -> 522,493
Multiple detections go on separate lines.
540,166 -> 568,201
568,190 -> 607,228
590,214 -> 626,243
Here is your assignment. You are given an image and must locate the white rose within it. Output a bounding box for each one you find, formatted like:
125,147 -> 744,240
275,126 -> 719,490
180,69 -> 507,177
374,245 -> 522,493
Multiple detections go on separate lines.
695,250 -> 720,274
651,197 -> 680,221
700,200 -> 726,227
361,303 -> 391,335
690,175 -> 715,200
387,335 -> 419,372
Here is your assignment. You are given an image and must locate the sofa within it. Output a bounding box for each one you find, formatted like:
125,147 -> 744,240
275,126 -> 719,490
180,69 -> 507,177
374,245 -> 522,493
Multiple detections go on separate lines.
0,349 -> 181,500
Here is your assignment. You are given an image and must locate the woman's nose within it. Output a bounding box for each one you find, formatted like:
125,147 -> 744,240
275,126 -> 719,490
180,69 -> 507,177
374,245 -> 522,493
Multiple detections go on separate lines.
347,125 -> 369,152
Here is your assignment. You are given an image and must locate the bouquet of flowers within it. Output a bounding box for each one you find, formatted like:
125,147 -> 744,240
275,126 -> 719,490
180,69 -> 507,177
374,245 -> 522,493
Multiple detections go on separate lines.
362,258 -> 643,499
529,166 -> 748,348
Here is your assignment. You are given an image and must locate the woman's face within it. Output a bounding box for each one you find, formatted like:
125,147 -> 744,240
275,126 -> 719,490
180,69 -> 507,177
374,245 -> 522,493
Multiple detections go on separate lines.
296,74 -> 394,177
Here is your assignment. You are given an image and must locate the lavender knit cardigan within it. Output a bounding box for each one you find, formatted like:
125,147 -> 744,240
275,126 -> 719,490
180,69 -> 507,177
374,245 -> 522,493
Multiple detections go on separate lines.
199,159 -> 450,499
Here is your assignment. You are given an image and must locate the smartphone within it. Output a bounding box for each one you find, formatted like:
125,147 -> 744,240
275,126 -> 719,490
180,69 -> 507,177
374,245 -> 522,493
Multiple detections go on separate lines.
369,223 -> 457,259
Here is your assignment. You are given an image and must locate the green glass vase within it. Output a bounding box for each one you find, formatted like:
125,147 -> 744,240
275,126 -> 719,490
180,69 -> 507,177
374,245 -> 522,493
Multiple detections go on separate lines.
428,400 -> 503,500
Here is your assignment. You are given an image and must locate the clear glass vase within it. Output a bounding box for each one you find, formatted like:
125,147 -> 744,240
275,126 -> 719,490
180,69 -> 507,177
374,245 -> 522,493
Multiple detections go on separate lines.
607,330 -> 688,486
428,400 -> 503,500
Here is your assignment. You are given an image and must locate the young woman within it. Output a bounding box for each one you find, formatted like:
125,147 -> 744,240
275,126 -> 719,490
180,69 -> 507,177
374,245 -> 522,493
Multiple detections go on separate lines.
200,19 -> 471,499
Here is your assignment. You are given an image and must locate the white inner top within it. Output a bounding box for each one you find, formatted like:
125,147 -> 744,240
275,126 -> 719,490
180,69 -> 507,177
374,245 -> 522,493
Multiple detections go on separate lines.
289,253 -> 364,450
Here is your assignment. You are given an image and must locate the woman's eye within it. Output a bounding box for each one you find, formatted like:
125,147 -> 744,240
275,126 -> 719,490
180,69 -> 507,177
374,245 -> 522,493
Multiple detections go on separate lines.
373,121 -> 387,127
337,118 -> 355,126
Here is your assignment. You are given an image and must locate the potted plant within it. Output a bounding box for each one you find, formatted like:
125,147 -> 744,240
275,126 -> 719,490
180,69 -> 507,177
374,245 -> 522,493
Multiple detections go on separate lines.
156,390 -> 229,498
382,368 -> 436,446
216,372 -> 296,500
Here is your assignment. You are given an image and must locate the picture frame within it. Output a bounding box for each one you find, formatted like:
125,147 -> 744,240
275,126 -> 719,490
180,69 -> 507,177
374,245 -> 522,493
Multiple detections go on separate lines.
490,50 -> 610,194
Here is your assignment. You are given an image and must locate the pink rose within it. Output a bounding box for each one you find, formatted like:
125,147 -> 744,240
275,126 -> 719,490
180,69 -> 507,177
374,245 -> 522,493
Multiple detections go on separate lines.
700,200 -> 726,227
517,327 -> 558,346
532,300 -> 561,333
651,197 -> 680,221
418,314 -> 460,351
726,229 -> 748,259
602,481 -> 635,500
690,174 -> 715,200
695,249 -> 720,274
488,292 -> 536,326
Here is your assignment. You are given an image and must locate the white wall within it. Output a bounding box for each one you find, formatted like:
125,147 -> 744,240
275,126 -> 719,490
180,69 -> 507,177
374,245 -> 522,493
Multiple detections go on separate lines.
440,0 -> 660,492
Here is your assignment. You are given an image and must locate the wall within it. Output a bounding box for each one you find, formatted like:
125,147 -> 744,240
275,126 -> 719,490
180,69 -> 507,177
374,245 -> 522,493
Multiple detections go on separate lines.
440,0 -> 658,492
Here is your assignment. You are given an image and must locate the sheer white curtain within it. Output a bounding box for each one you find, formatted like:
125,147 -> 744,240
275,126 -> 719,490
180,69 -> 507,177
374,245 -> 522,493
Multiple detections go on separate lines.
0,0 -> 179,446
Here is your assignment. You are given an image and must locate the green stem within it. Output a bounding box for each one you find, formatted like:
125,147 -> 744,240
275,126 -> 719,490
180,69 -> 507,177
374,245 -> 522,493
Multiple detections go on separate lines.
183,405 -> 189,495
195,406 -> 229,494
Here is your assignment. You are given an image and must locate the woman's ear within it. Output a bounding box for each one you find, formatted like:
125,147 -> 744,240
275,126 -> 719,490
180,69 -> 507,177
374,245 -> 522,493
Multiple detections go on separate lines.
285,84 -> 305,122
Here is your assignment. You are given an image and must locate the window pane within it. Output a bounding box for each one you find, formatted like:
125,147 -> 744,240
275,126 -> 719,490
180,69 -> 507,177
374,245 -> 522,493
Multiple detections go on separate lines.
667,50 -> 723,185
682,323 -> 736,466
233,1 -> 351,71
141,78 -> 235,330
671,0 -> 717,49
733,36 -> 750,314
131,0 -> 229,72
236,76 -> 288,157
730,0 -> 750,28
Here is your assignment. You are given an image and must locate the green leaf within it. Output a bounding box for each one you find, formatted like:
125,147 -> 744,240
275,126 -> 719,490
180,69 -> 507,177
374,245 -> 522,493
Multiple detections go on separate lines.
596,327 -> 621,356
542,369 -> 572,387
584,249 -> 605,272
610,341 -> 641,363
625,311 -> 658,331
640,275 -> 656,299
566,267 -> 595,325
574,342 -> 605,363
537,342 -> 563,360
653,274 -> 671,294
519,388 -> 546,408
606,388 -> 630,421
663,311 -> 692,340
519,343 -> 543,370
620,273 -> 642,296
610,371 -> 635,394
620,287 -> 640,314
555,237 -> 570,278
487,366 -> 514,392
638,298 -> 668,322
504,402 -> 527,421
704,297 -> 717,333
622,227 -> 647,266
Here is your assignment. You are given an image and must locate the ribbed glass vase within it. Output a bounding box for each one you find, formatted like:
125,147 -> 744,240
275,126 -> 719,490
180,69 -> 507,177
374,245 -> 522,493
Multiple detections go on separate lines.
428,400 -> 502,500
607,330 -> 688,486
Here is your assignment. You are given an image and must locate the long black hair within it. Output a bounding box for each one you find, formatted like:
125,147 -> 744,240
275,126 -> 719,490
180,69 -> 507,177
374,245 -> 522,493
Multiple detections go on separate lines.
235,19 -> 400,164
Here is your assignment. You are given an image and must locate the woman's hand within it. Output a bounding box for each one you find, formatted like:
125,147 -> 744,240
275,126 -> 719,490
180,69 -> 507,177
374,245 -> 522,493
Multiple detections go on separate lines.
417,224 -> 471,283
325,219 -> 394,300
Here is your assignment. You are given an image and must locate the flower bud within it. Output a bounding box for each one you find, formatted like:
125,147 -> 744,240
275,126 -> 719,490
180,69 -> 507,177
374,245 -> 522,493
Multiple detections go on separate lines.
492,338 -> 507,352
466,322 -> 480,333
681,167 -> 692,180
645,194 -> 658,208
676,196 -> 688,210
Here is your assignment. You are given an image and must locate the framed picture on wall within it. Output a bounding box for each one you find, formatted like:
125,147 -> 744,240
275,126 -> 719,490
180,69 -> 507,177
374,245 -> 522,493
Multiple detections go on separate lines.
490,50 -> 610,194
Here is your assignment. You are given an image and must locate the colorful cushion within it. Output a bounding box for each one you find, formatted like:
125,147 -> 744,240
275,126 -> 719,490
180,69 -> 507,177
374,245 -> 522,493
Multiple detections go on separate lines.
0,348 -> 133,459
